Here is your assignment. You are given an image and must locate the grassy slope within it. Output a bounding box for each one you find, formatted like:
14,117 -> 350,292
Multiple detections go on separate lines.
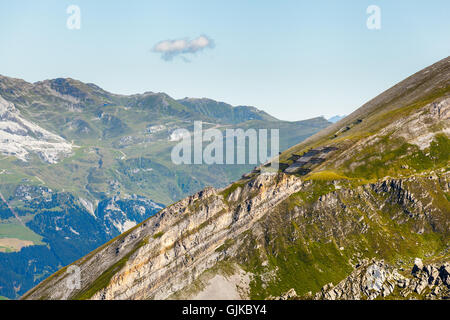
234,173 -> 448,299
279,56 -> 450,165
0,222 -> 43,243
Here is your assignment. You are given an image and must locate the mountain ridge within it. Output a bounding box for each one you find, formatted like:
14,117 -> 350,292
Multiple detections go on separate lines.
0,74 -> 281,124
281,56 -> 450,161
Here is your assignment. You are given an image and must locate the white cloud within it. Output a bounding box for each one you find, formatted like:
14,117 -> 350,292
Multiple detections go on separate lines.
153,35 -> 215,61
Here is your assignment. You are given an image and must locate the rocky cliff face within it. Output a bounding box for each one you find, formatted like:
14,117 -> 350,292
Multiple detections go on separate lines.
312,258 -> 450,300
273,258 -> 450,300
22,173 -> 303,299
22,169 -> 449,300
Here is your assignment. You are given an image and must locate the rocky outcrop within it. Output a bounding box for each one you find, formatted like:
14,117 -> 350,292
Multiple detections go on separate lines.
273,258 -> 450,300
312,258 -> 450,300
22,173 -> 303,300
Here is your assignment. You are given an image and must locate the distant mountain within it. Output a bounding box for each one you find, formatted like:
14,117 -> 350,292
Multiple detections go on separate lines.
177,98 -> 277,124
0,75 -> 330,203
23,57 -> 449,301
0,75 -> 330,298
327,115 -> 346,123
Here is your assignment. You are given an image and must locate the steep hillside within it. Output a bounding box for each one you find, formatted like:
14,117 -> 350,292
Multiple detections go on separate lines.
280,56 -> 450,167
23,56 -> 449,300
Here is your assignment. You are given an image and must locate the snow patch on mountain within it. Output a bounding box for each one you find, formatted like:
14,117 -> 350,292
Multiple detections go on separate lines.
113,219 -> 137,233
0,95 -> 73,163
79,198 -> 96,218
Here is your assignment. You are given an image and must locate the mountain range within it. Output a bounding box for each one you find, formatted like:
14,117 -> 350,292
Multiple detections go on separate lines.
0,74 -> 330,299
21,56 -> 449,300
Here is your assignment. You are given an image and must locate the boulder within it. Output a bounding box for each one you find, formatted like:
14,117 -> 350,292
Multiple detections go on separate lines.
412,258 -> 423,275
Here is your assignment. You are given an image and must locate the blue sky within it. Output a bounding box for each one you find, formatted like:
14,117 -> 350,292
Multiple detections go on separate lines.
0,0 -> 449,120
